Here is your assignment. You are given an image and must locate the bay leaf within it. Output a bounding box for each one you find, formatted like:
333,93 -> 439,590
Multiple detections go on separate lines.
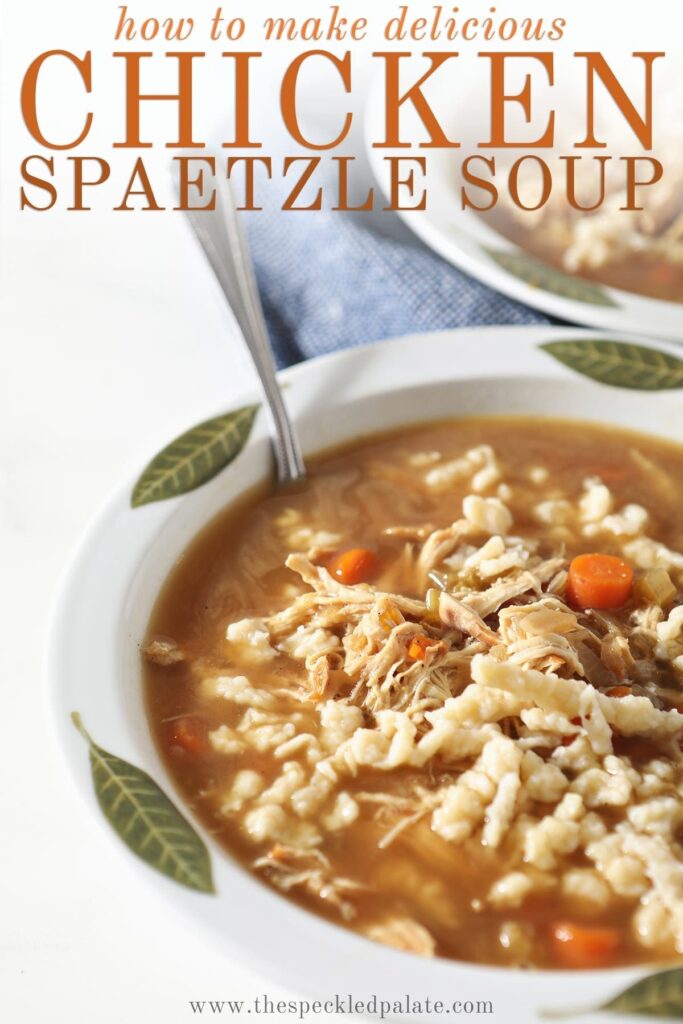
131,404 -> 259,507
486,248 -> 618,307
541,339 -> 683,390
599,967 -> 683,1018
541,967 -> 683,1020
72,712 -> 215,893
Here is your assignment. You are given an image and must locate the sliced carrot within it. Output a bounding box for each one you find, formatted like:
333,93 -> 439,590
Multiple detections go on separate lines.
269,844 -> 289,862
650,262 -> 679,287
407,634 -> 437,661
380,603 -> 403,631
169,717 -> 204,755
328,547 -> 378,585
551,921 -> 621,968
567,553 -> 633,610
606,685 -> 632,698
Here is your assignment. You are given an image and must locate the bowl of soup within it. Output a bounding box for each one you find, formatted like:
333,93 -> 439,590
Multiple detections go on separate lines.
47,326 -> 683,1020
364,62 -> 683,343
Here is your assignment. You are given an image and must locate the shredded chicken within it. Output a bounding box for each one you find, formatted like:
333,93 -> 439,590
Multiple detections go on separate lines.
363,917 -> 436,956
418,520 -> 472,577
144,637 -> 184,666
193,447 -> 683,961
439,593 -> 499,647
254,846 -> 363,921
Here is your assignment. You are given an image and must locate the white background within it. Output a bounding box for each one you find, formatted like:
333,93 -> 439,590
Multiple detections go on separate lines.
0,2 -> 386,1020
1,2 -> 679,1021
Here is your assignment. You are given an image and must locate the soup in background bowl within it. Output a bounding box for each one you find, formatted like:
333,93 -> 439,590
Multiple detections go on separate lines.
46,328 -> 683,1020
478,139 -> 683,306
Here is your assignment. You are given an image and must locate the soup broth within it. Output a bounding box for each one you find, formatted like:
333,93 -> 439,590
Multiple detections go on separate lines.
144,417 -> 683,968
485,207 -> 683,304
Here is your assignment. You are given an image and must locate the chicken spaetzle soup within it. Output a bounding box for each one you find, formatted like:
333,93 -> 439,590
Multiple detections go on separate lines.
479,130 -> 683,304
144,416 -> 683,969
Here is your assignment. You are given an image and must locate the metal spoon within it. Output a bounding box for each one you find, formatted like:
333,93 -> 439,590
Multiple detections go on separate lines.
182,172 -> 306,485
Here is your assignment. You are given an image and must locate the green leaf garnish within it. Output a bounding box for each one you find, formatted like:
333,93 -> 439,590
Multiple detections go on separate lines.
131,404 -> 259,507
542,966 -> 683,1019
72,713 -> 215,893
600,968 -> 683,1018
486,249 -> 618,307
541,339 -> 683,391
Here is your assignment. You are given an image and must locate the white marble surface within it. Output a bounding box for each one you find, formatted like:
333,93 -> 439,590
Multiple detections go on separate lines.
1,153 -> 275,1024
1,3 -> 341,1020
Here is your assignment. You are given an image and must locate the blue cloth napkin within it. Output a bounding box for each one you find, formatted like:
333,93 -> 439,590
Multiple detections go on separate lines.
246,193 -> 554,369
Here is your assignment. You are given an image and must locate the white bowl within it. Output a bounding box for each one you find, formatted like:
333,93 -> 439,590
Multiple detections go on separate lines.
46,326 -> 683,1021
364,68 -> 683,344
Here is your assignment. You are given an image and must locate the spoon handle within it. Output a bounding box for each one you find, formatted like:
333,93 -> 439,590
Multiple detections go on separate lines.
183,172 -> 306,485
